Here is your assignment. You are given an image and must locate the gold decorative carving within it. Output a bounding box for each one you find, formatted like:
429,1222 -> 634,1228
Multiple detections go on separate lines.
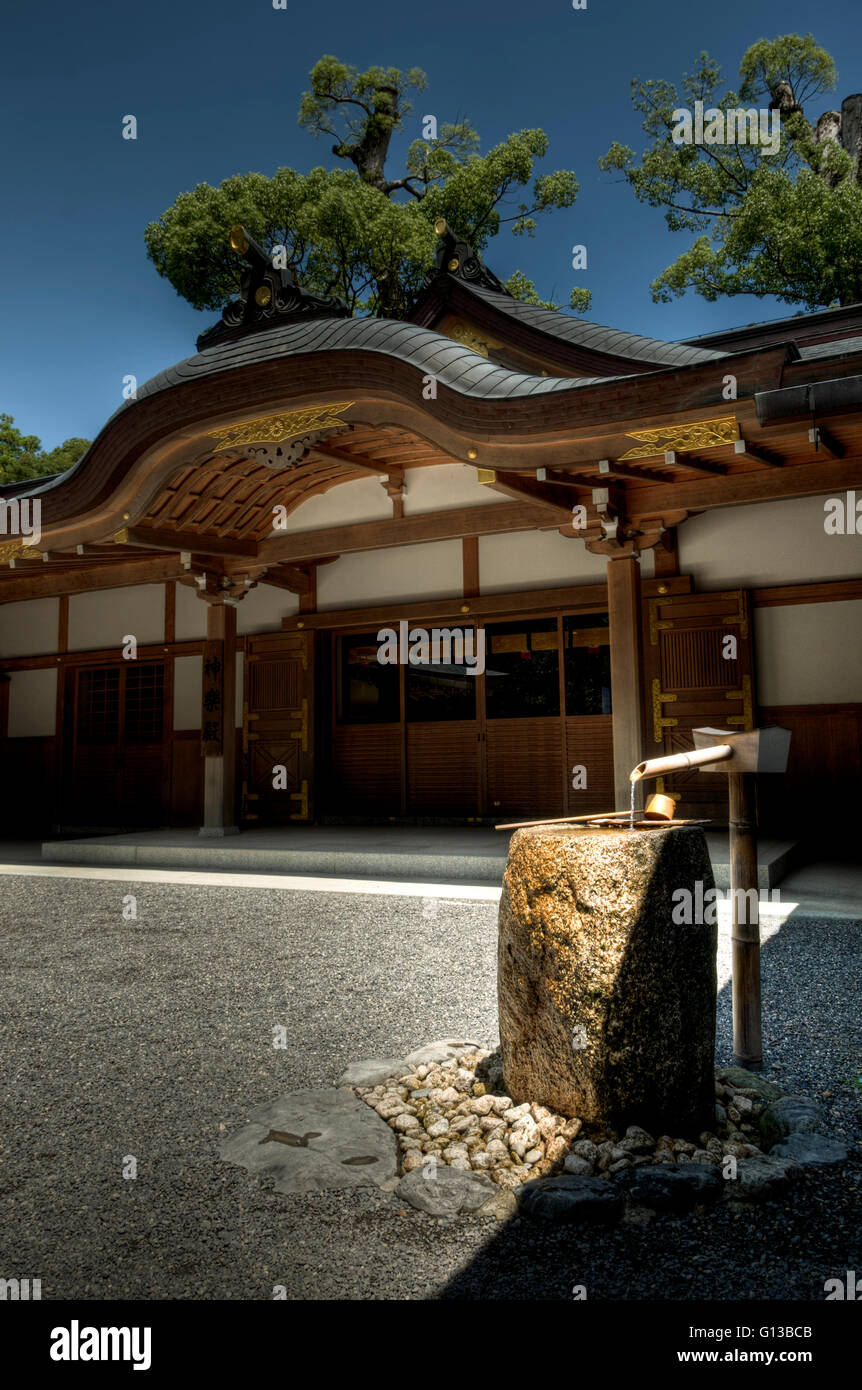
652,677 -> 679,743
447,321 -> 503,359
209,403 -> 355,452
715,589 -> 749,639
619,416 -> 740,461
0,539 -> 24,564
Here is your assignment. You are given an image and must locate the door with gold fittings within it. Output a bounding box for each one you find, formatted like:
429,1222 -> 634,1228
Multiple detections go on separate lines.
641,590 -> 755,821
242,632 -> 313,823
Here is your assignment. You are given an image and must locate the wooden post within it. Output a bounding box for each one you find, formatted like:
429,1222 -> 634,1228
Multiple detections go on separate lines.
200,598 -> 238,837
729,769 -> 762,1068
607,555 -> 645,812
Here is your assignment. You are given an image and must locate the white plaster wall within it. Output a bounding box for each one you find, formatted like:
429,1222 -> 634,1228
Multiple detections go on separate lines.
318,540 -> 462,610
68,584 -> 164,651
403,464 -> 509,515
236,584 -> 299,635
0,597 -> 60,657
8,668 -> 56,736
679,496 -> 862,589
276,477 -> 390,532
479,530 -> 608,593
755,601 -> 862,705
175,581 -> 207,641
173,653 -> 244,729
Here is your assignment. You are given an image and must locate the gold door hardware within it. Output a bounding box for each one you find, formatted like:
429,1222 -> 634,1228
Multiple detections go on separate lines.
716,591 -> 749,640
289,779 -> 309,821
652,678 -> 679,743
289,698 -> 309,753
725,674 -> 753,728
648,600 -> 673,647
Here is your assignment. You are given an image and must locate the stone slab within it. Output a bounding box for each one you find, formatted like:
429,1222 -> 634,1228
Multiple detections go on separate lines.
219,1088 -> 398,1193
397,1165 -> 496,1216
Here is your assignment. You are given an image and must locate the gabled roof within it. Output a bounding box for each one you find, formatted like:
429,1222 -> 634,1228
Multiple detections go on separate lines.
464,284 -> 726,369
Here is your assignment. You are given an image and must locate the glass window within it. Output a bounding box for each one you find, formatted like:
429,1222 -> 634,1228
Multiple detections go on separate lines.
484,618 -> 560,719
563,613 -> 612,715
336,633 -> 400,724
406,637 -> 477,722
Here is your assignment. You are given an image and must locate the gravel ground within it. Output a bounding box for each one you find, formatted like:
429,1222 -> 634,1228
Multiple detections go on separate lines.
0,874 -> 860,1301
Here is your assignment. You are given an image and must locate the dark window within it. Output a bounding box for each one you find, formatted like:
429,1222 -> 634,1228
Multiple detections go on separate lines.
406,631 -> 477,723
76,668 -> 120,745
336,633 -> 400,724
563,613 -> 612,715
484,618 -> 560,719
125,664 -> 165,743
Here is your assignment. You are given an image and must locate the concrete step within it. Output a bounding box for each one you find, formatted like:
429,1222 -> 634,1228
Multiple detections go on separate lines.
42,826 -> 798,890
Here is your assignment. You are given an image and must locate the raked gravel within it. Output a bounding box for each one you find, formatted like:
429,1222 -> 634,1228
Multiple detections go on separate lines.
0,874 -> 859,1300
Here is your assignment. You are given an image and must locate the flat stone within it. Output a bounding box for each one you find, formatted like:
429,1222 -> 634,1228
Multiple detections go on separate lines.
402,1038 -> 484,1068
719,1067 -> 784,1100
759,1096 -> 825,1150
397,1164 -> 496,1216
770,1133 -> 849,1167
219,1088 -> 398,1193
475,1188 -> 519,1221
614,1163 -> 722,1212
338,1058 -> 407,1088
734,1155 -> 803,1200
498,825 -> 717,1132
516,1175 -> 624,1225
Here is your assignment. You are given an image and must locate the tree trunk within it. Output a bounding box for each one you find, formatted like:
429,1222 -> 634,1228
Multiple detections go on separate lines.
841,94 -> 862,184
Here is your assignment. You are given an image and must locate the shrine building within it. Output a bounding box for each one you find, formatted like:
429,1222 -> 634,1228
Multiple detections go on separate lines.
1,222 -> 860,848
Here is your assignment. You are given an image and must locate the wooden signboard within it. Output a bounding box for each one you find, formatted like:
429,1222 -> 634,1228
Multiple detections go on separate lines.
201,640 -> 224,755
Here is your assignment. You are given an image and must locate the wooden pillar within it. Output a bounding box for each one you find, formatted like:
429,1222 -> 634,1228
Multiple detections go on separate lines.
729,770 -> 762,1068
200,598 -> 238,837
607,555 -> 645,811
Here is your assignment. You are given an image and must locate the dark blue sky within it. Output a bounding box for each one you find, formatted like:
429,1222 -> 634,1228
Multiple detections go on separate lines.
2,0 -> 859,447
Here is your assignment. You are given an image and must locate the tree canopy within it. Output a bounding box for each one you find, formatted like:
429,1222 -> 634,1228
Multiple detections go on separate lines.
0,414 -> 89,485
145,56 -> 587,321
599,34 -> 862,309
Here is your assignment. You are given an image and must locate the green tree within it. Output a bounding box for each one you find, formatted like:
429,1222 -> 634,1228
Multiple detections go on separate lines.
600,34 -> 862,309
145,55 -> 586,320
0,414 -> 88,484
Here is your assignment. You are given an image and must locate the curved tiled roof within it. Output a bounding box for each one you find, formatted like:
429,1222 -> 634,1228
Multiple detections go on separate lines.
5,308 -> 718,500
464,286 -> 728,368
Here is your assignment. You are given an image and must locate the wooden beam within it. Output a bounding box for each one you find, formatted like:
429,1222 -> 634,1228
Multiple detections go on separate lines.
200,600 -> 238,837
0,555 -> 187,603
608,556 -> 645,811
734,439 -> 783,468
475,469 -> 579,519
462,537 -> 479,598
752,577 -> 862,608
653,526 -> 679,579
125,527 -> 259,559
629,453 -> 862,519
279,574 -> 693,632
593,458 -> 669,485
164,582 -> 176,644
664,450 -> 727,477
257,500 -> 557,565
538,466 -> 603,488
809,425 -> 844,459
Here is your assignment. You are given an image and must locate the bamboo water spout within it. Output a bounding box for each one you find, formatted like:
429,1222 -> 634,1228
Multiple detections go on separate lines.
630,744 -> 733,783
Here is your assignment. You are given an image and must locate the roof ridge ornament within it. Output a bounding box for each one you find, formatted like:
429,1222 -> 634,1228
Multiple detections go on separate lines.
423,218 -> 512,297
196,226 -> 351,351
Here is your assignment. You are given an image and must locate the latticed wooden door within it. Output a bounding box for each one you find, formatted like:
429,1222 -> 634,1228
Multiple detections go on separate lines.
641,590 -> 755,821
242,631 -> 313,823
70,661 -> 166,826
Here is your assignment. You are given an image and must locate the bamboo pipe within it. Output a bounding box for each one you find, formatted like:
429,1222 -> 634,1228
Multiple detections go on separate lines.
630,743 -> 733,782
